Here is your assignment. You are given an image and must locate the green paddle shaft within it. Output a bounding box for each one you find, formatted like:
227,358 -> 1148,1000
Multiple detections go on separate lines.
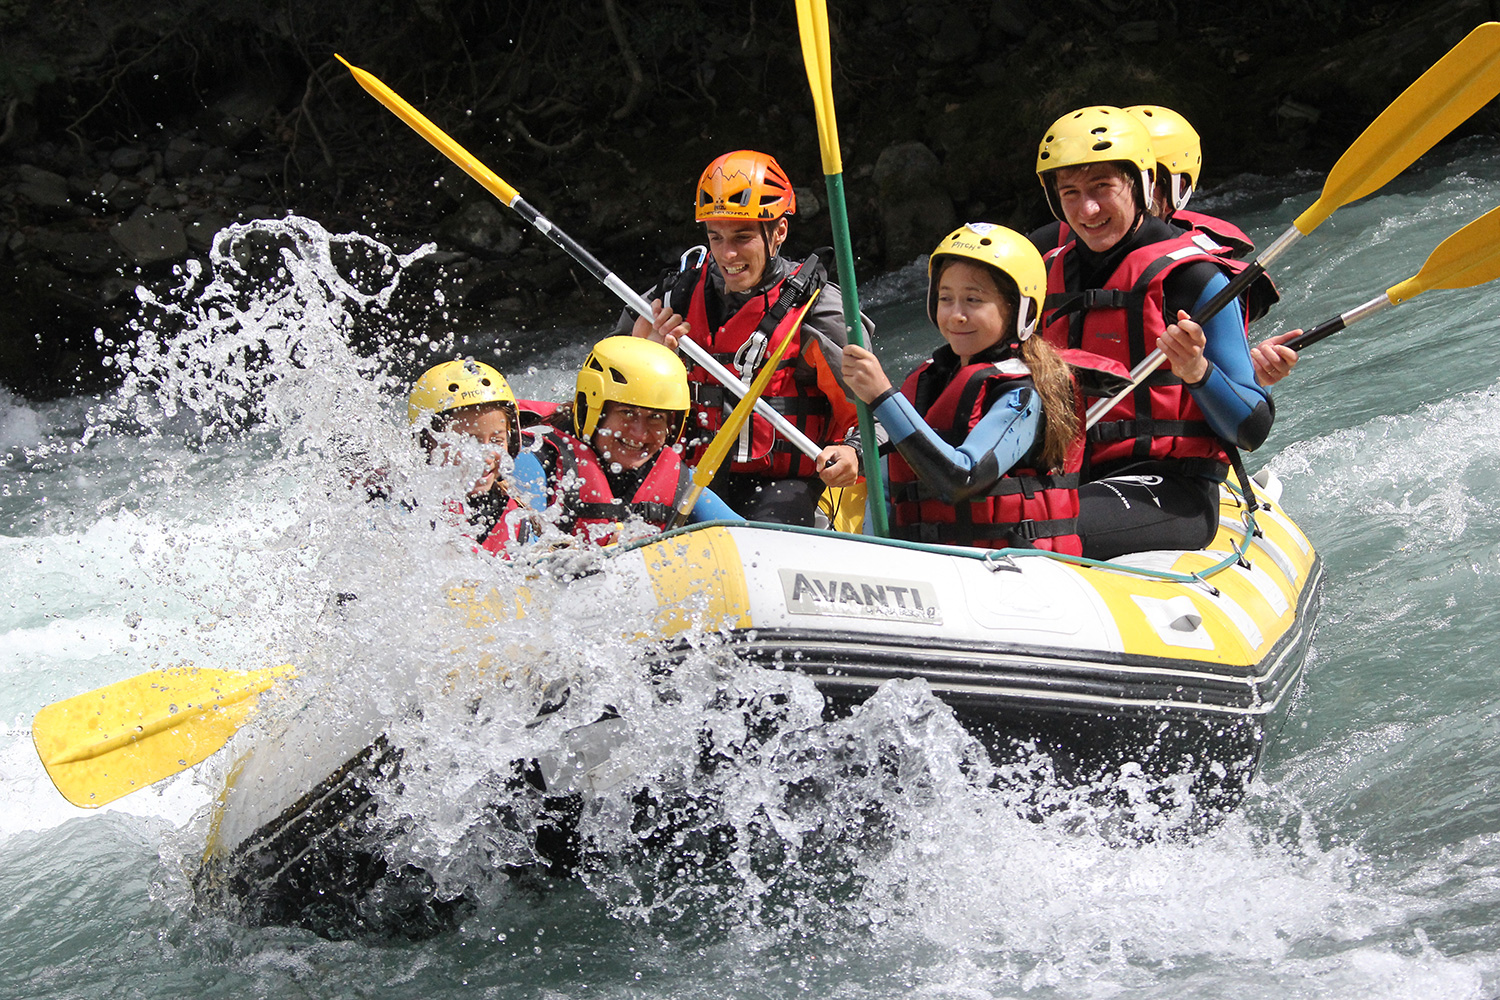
823,173 -> 889,537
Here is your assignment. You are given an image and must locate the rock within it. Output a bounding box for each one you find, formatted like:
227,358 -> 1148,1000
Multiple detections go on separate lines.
164,136 -> 207,176
16,165 -> 71,210
146,185 -> 183,209
988,0 -> 1030,38
109,207 -> 188,266
108,147 -> 149,172
793,185 -> 822,220
915,5 -> 979,62
873,141 -> 956,267
202,147 -> 237,173
29,230 -> 124,276
185,213 -> 229,252
203,79 -> 284,147
438,201 -> 523,255
106,178 -> 148,212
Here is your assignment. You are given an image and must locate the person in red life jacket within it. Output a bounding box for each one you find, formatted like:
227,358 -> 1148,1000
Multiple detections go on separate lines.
1029,104 -> 1282,332
834,224 -> 1126,553
1035,106 -> 1274,560
533,336 -> 738,547
407,358 -> 546,554
619,149 -> 863,527
1118,106 -> 1303,385
1030,105 -> 1253,258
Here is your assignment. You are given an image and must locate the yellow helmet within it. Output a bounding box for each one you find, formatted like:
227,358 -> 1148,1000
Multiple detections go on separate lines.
696,150 -> 797,222
573,336 -> 691,442
1124,105 -> 1202,212
928,223 -> 1048,342
1035,106 -> 1155,220
407,358 -> 516,425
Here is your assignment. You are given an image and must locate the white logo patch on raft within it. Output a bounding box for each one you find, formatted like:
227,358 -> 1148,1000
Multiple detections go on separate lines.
779,569 -> 943,624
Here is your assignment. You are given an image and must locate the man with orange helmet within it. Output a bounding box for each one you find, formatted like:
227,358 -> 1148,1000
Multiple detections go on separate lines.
620,150 -> 863,527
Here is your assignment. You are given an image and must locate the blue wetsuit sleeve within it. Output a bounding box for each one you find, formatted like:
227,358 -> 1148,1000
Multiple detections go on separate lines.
510,451 -> 548,510
872,384 -> 1042,503
687,487 -> 741,523
1189,274 -> 1275,450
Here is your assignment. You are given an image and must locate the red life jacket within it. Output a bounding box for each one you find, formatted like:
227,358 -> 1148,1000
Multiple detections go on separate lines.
885,352 -> 1105,555
540,429 -> 691,546
1050,217 -> 1277,322
438,495 -> 523,557
670,257 -> 833,478
1041,232 -> 1234,478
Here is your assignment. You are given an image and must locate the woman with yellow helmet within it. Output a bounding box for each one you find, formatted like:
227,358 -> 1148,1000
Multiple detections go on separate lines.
619,149 -> 863,527
406,358 -> 547,554
531,336 -> 737,546
837,224 -> 1126,553
1034,106 -> 1274,560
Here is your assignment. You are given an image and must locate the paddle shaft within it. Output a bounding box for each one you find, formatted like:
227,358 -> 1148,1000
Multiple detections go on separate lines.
1082,22 -> 1500,430
1082,226 -> 1300,429
1282,295 -> 1393,351
670,297 -> 810,528
338,56 -> 821,461
822,173 -> 889,536
795,0 -> 890,536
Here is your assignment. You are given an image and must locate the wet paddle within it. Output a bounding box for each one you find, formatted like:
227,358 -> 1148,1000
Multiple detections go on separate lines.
1281,203 -> 1500,351
669,292 -> 816,528
334,55 -> 822,463
1084,21 -> 1500,429
793,0 -> 889,536
32,664 -> 295,807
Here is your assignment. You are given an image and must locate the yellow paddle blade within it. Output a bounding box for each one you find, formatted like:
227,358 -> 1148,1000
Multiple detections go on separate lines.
1387,203 -> 1500,304
335,54 -> 520,207
694,289 -> 820,488
794,0 -> 843,174
819,480 -> 868,534
1295,22 -> 1500,233
32,664 -> 295,808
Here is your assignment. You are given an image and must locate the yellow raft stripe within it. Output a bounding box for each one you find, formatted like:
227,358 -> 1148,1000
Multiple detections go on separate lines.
1080,494 -> 1317,666
642,526 -> 753,636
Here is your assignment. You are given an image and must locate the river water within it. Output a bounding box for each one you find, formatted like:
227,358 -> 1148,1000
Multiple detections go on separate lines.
5,140 -> 1500,999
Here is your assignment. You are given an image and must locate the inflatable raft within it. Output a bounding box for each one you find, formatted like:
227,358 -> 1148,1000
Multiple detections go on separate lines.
197,470 -> 1321,935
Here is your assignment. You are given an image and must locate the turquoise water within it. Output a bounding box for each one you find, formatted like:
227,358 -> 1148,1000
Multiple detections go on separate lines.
5,142 -> 1500,998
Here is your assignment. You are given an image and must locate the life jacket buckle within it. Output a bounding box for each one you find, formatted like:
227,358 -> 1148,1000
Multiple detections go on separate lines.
734,331 -> 769,379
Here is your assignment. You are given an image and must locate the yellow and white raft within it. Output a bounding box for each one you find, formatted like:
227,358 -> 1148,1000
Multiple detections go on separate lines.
198,469 -> 1319,935
552,467 -> 1321,796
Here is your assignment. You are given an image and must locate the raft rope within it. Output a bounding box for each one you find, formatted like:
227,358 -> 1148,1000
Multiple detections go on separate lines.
645,482 -> 1268,592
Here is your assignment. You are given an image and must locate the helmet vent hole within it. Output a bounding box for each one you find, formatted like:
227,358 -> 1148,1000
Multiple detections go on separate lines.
587,357 -> 605,372
480,378 -> 491,386
447,382 -> 460,392
608,366 -> 628,384
1091,140 -> 1113,151
979,238 -> 992,246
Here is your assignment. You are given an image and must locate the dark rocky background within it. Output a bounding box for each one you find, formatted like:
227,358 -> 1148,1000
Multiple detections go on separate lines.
3,0 -> 1498,398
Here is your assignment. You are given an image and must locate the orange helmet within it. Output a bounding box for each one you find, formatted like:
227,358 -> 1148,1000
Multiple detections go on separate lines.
695,150 -> 797,222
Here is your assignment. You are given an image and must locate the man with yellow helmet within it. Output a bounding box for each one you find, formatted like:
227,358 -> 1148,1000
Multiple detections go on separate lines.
1030,105 -> 1298,385
1034,106 -> 1274,559
531,336 -> 736,546
407,358 -> 547,553
837,223 -> 1127,553
620,149 -> 863,527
